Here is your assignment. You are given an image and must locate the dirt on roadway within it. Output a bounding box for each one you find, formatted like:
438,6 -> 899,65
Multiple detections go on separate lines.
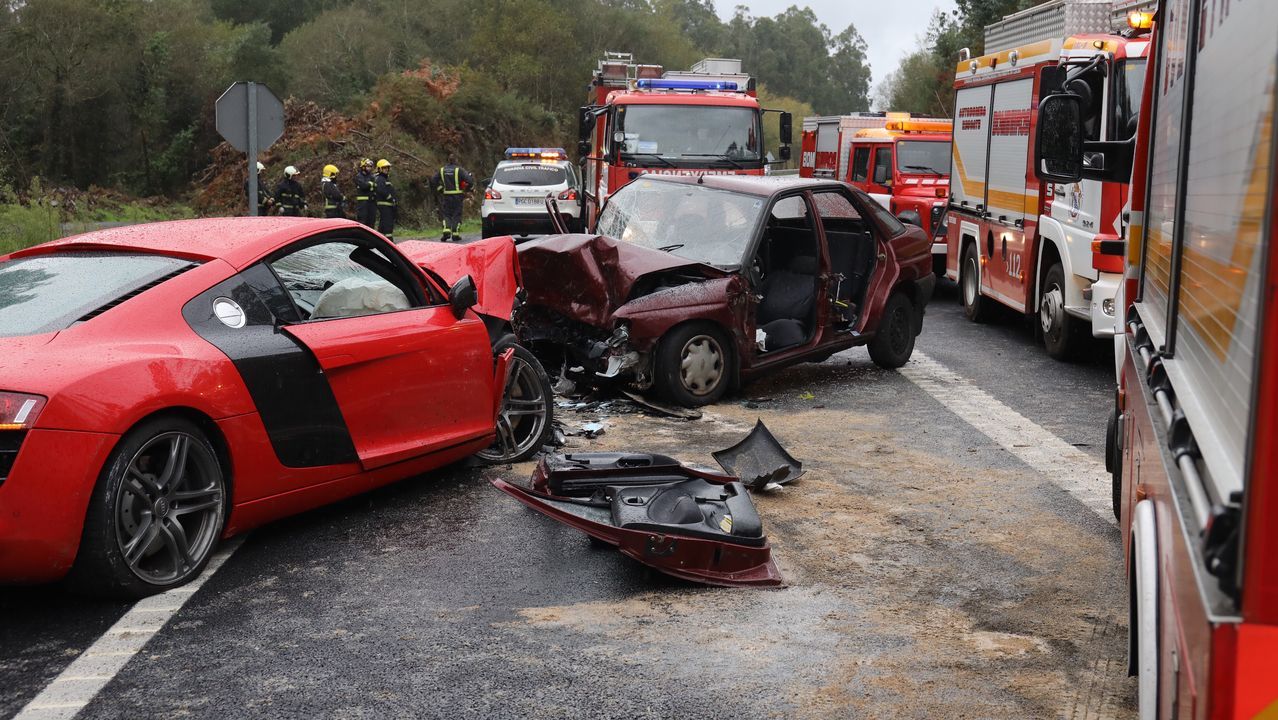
496,390 -> 1133,719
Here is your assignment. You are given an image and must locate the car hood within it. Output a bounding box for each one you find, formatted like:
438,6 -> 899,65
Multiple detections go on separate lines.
399,236 -> 520,321
517,234 -> 726,327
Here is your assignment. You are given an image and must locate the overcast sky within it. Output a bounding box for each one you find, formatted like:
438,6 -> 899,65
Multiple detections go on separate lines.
721,1 -> 959,94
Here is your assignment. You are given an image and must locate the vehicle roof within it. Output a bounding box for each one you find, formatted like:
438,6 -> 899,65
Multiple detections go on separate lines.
852,130 -> 952,143
640,174 -> 847,197
10,217 -> 371,269
611,93 -> 758,108
495,158 -> 573,170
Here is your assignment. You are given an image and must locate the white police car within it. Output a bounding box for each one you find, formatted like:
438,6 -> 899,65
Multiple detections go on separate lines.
481,148 -> 583,238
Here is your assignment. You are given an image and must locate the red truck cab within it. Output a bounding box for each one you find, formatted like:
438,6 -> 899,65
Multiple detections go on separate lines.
845,120 -> 952,273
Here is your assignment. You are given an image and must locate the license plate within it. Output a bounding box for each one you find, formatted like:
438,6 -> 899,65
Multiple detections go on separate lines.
514,197 -> 543,206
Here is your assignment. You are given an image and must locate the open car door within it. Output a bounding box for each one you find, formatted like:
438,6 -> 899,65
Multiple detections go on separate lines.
493,452 -> 782,587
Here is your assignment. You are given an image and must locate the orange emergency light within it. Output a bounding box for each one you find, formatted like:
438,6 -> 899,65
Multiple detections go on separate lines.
1128,11 -> 1154,30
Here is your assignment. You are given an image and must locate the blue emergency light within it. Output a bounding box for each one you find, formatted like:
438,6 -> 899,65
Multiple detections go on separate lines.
635,79 -> 739,91
504,147 -> 567,160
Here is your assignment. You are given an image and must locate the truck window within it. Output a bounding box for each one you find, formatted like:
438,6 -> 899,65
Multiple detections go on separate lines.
616,105 -> 762,162
850,147 -> 871,182
1110,59 -> 1147,141
896,141 -> 951,175
871,148 -> 893,185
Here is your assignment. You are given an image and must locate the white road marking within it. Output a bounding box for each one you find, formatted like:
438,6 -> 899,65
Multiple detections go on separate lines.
898,351 -> 1114,524
14,538 -> 245,720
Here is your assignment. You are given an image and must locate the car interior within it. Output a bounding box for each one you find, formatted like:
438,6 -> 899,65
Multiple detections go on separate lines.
750,190 -> 878,354
752,195 -> 821,353
268,239 -> 432,321
812,190 -> 877,328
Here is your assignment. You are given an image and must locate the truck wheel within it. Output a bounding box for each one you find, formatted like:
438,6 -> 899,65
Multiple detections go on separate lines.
1040,262 -> 1080,360
869,293 -> 916,369
1107,409 -> 1123,521
656,323 -> 733,407
960,243 -> 989,322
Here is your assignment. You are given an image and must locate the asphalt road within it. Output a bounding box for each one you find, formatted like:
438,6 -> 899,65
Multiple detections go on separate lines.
0,280 -> 1129,719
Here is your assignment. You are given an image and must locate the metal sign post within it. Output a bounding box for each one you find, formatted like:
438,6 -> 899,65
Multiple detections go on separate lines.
215,82 -> 285,216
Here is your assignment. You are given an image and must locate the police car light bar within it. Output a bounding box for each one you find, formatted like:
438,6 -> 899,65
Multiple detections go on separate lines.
635,79 -> 738,91
504,147 -> 568,160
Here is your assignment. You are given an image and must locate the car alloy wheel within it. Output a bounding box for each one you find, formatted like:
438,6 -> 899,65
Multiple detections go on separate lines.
478,341 -> 553,464
680,334 -> 725,397
115,431 -> 224,586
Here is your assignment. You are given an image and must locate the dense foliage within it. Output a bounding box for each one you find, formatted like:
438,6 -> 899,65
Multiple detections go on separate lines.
0,0 -> 867,213
878,0 -> 1053,117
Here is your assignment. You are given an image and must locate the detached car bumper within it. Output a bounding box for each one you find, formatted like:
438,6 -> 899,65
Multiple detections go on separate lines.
0,428 -> 118,583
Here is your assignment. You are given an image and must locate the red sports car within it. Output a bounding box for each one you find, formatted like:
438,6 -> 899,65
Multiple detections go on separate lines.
0,219 -> 552,597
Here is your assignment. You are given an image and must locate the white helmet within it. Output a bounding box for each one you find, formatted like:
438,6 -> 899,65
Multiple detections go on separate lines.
256,162 -> 265,172
284,165 -> 299,177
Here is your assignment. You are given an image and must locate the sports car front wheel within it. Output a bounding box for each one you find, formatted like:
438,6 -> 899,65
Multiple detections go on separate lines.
69,416 -> 227,598
477,337 -> 554,464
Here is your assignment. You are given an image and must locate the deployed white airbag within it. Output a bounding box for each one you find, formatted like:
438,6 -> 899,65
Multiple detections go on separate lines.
312,276 -> 410,318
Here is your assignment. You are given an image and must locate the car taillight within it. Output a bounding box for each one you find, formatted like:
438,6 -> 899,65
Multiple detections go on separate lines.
558,189 -> 578,201
0,392 -> 45,431
1092,238 -> 1124,274
485,189 -> 502,200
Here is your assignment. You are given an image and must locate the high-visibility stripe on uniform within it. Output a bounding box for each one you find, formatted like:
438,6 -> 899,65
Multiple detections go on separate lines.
441,166 -> 463,195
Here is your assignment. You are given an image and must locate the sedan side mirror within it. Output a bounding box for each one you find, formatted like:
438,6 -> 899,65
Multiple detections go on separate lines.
449,274 -> 478,318
896,210 -> 922,227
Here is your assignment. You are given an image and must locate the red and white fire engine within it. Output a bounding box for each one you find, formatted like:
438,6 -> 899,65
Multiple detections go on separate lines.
1037,2 -> 1277,717
944,0 -> 1150,358
576,53 -> 792,225
800,113 -> 953,273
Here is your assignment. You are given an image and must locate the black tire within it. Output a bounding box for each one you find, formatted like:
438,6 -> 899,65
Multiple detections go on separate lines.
481,217 -> 493,238
1107,408 -> 1122,521
960,242 -> 990,322
477,335 -> 554,464
869,292 -> 917,369
67,416 -> 227,598
1040,261 -> 1081,360
655,322 -> 734,407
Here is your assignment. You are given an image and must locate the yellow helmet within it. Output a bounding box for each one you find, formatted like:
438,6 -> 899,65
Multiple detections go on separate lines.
376,158 -> 391,170
360,158 -> 374,169
322,164 -> 339,178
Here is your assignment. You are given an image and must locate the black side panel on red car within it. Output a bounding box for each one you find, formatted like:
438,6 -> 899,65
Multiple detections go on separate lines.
182,264 -> 359,468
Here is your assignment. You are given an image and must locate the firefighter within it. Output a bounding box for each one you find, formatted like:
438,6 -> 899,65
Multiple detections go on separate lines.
431,153 -> 474,241
275,165 -> 307,216
244,162 -> 274,216
320,164 -> 345,219
353,158 -> 377,227
374,159 -> 397,241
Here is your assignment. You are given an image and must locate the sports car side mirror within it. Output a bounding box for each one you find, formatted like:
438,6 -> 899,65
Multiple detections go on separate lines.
449,275 -> 478,318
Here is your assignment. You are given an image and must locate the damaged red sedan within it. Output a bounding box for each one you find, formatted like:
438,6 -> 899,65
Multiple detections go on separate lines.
0,219 -> 551,597
517,175 -> 935,406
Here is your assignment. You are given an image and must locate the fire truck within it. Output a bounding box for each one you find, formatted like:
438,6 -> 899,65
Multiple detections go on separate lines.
800,114 -> 953,273
576,53 -> 792,225
1037,2 -> 1277,717
944,0 -> 1150,359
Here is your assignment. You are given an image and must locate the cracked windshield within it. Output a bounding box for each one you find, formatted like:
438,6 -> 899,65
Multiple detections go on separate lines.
596,179 -> 760,267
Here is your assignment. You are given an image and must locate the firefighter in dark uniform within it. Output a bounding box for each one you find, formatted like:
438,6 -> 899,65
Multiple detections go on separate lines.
374,159 -> 397,241
275,165 -> 307,216
320,164 -> 345,218
353,158 -> 376,227
244,162 -> 274,216
431,153 -> 474,241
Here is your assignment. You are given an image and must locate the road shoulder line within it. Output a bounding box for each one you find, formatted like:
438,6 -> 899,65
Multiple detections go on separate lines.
898,351 -> 1114,524
13,537 -> 244,720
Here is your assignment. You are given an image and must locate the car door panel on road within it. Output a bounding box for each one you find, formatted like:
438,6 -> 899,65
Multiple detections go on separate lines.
269,238 -> 496,470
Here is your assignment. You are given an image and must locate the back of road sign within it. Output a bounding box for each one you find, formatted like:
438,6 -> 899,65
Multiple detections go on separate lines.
215,82 -> 285,153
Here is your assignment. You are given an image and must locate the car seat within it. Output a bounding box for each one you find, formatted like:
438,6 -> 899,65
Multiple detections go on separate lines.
756,255 -> 818,351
